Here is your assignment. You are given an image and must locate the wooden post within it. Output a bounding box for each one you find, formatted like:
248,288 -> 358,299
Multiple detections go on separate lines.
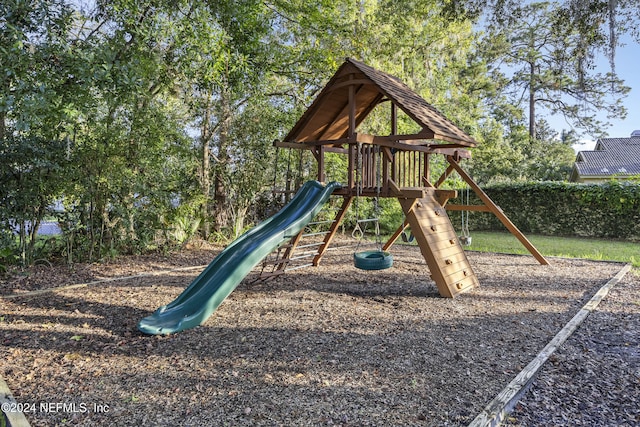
434,164 -> 455,188
383,219 -> 410,251
317,145 -> 325,183
424,153 -> 430,184
348,143 -> 355,191
313,196 -> 353,266
446,156 -> 549,265
348,82 -> 356,138
391,103 -> 397,135
382,148 -> 390,196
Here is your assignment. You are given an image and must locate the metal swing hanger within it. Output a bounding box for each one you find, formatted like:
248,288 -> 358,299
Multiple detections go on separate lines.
352,142 -> 393,270
459,186 -> 472,246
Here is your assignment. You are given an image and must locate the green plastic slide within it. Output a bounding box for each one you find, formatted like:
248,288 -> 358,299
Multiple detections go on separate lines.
138,180 -> 341,335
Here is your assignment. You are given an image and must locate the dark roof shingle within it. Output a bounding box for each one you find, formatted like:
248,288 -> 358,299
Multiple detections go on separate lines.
573,137 -> 640,177
283,58 -> 476,147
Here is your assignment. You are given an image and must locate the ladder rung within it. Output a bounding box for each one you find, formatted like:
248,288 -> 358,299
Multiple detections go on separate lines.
297,242 -> 323,249
307,219 -> 336,226
285,263 -> 314,272
302,231 -> 330,237
289,253 -> 317,261
262,258 -> 290,266
257,270 -> 286,279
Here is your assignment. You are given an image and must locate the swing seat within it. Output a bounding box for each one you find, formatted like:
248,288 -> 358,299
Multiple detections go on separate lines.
401,230 -> 415,243
459,235 -> 472,246
354,250 -> 393,270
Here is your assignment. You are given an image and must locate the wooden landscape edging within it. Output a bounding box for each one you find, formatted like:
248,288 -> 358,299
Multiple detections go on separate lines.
468,262 -> 632,427
0,375 -> 31,427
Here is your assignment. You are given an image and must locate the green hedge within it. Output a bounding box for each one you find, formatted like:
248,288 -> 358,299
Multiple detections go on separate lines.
447,181 -> 640,241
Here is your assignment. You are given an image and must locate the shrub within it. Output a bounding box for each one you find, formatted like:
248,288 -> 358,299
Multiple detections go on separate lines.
448,181 -> 640,241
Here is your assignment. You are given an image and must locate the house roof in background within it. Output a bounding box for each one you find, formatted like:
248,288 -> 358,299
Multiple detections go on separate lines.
283,58 -> 477,147
573,137 -> 640,178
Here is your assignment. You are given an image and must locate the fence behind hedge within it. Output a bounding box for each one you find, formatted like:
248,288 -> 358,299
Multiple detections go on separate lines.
447,181 -> 640,241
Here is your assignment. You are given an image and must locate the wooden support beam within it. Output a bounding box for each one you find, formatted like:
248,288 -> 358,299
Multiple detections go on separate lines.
317,145 -> 325,182
388,178 -> 402,196
434,189 -> 457,206
372,130 -> 436,143
324,79 -> 376,92
428,147 -> 472,158
446,156 -> 549,265
348,81 -> 356,138
391,102 -> 398,135
313,196 -> 353,266
424,153 -> 430,184
383,219 -> 410,251
318,76 -> 361,142
348,143 -> 355,190
431,133 -> 478,147
272,229 -> 305,274
445,204 -> 492,212
274,138 -> 351,149
434,164 -> 455,188
387,179 -> 429,199
369,136 -> 471,157
422,176 -> 434,188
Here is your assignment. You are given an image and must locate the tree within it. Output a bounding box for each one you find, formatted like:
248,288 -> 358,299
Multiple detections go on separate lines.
441,0 -> 640,49
559,0 -> 640,68
0,0 -> 76,264
53,0 -> 202,259
178,0 -> 279,236
481,2 -> 629,139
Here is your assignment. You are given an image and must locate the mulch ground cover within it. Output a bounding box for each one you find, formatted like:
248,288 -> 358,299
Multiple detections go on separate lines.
0,242 -> 635,426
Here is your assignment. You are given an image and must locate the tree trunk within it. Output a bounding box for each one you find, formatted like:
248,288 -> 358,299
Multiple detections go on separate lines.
0,77 -> 7,141
0,111 -> 5,142
529,60 -> 536,140
200,103 -> 212,240
213,87 -> 232,233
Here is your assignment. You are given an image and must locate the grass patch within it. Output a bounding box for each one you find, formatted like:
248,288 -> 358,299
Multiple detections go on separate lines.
465,231 -> 639,268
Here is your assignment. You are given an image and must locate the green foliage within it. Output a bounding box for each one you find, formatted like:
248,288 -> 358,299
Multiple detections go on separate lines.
468,118 -> 576,185
449,181 -> 640,241
476,1 -> 630,139
0,0 -> 634,267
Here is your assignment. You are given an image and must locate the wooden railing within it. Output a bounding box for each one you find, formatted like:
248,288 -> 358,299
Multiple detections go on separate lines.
352,143 -> 429,195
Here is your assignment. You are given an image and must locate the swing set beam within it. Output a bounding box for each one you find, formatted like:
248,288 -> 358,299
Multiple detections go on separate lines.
445,156 -> 549,265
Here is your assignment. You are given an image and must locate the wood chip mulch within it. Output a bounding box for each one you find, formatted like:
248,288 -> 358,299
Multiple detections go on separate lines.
1,243 -> 637,426
504,268 -> 640,426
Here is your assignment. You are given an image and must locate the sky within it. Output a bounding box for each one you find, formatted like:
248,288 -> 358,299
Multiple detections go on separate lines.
548,34 -> 640,152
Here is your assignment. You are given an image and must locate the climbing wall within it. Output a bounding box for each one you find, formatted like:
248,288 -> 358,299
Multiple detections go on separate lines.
399,194 -> 479,298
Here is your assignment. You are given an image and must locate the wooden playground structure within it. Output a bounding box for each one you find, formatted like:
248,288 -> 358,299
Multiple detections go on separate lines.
265,58 -> 547,297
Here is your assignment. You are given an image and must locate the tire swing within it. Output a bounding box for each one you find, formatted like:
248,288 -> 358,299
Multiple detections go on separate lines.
352,143 -> 393,271
354,249 -> 393,270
